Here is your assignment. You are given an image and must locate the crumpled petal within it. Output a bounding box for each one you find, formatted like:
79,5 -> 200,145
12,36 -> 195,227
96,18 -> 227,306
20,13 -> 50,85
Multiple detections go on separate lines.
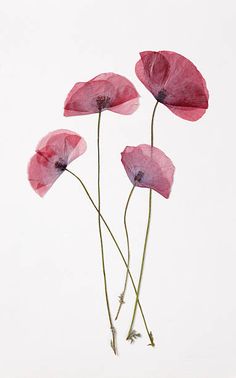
121,144 -> 175,198
28,129 -> 86,197
64,72 -> 139,116
135,51 -> 209,121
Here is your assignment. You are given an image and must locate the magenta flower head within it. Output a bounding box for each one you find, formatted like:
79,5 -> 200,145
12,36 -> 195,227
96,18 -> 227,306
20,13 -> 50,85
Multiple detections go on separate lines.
64,72 -> 140,116
121,144 -> 175,199
135,51 -> 209,121
28,129 -> 86,197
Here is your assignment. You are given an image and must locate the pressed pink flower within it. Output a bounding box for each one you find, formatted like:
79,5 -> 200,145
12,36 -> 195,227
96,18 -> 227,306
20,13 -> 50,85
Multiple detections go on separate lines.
121,144 -> 175,198
28,129 -> 86,197
64,72 -> 140,116
135,51 -> 209,121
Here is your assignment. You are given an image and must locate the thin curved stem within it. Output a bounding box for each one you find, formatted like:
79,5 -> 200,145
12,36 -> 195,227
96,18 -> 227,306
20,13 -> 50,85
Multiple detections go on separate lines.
65,168 -> 154,345
151,101 -> 159,147
127,188 -> 153,344
115,185 -> 135,321
96,111 -> 117,355
126,101 -> 158,345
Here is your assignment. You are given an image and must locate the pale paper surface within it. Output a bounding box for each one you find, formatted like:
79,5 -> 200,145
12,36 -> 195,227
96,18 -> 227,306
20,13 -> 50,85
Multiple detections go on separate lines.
0,0 -> 235,377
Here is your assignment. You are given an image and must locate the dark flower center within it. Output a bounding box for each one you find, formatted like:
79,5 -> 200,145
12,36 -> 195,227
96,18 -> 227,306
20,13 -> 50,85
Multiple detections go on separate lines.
96,96 -> 111,111
134,171 -> 144,182
55,158 -> 67,171
156,89 -> 167,103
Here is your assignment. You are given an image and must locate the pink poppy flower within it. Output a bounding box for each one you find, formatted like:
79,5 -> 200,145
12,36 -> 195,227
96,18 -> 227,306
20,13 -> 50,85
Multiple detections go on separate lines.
135,51 -> 209,121
121,144 -> 175,199
64,72 -> 140,116
28,129 -> 86,197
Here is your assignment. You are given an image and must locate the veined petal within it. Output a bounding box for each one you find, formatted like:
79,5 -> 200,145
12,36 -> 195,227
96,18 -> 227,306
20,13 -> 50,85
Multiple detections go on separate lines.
121,144 -> 175,198
166,104 -> 207,121
136,50 -> 209,121
135,51 -> 170,97
28,130 -> 86,197
64,80 -> 113,116
64,72 -> 139,117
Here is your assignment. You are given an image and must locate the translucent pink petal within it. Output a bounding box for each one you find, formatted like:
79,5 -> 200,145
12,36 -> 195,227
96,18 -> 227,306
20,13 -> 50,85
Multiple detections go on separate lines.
136,50 -> 209,121
166,104 -> 207,121
64,80 -> 114,116
97,73 -> 140,114
37,129 -> 87,163
121,144 -> 175,199
64,72 -> 139,117
28,129 -> 86,197
28,153 -> 61,197
135,51 -> 170,97
109,97 -> 139,115
64,82 -> 86,116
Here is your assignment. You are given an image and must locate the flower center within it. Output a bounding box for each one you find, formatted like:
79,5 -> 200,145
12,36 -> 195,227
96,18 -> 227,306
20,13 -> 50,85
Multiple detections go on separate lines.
134,171 -> 144,182
156,89 -> 167,103
96,96 -> 111,111
55,158 -> 67,171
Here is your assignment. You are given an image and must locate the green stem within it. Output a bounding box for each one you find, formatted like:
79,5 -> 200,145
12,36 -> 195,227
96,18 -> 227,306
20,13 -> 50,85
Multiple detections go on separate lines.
115,185 -> 135,321
127,189 -> 153,344
151,101 -> 158,147
96,111 -> 117,355
65,169 -> 153,345
127,101 -> 158,345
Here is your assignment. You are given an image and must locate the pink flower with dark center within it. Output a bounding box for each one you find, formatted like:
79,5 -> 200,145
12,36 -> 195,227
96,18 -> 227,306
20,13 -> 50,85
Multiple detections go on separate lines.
135,51 -> 209,121
64,72 -> 140,116
28,129 -> 86,197
121,144 -> 175,198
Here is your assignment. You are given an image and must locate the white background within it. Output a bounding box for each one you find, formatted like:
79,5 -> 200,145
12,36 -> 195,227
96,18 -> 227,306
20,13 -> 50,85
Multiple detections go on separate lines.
0,0 -> 235,377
